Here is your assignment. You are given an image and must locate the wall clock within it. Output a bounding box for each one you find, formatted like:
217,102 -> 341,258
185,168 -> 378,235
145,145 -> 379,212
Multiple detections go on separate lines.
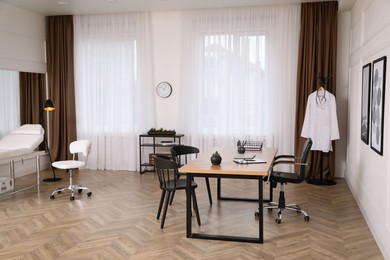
156,82 -> 172,98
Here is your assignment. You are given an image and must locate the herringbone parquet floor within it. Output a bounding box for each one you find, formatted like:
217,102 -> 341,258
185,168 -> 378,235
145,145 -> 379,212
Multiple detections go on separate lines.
0,169 -> 384,259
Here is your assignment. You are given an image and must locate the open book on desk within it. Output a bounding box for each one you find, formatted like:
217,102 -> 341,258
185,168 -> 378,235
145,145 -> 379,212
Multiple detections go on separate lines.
233,159 -> 267,164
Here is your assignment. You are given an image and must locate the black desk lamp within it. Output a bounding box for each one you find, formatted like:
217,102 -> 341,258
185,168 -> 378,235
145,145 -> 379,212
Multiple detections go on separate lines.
43,99 -> 62,182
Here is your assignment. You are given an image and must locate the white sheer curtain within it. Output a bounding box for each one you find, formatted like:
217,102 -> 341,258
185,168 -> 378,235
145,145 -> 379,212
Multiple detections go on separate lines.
74,13 -> 155,171
0,69 -> 20,138
180,5 -> 301,155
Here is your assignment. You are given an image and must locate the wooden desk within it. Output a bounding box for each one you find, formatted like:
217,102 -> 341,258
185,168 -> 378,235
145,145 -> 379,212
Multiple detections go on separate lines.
179,147 -> 277,243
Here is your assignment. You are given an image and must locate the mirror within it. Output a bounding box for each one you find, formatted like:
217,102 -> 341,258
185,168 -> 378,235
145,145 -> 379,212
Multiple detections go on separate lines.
0,69 -> 46,138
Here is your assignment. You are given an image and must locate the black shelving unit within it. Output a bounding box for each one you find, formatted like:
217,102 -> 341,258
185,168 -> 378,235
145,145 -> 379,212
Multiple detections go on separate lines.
139,134 -> 184,173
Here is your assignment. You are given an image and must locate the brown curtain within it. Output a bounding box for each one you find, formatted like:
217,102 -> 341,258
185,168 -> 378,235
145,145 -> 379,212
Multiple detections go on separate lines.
46,15 -> 77,161
295,1 -> 338,184
19,72 -> 46,150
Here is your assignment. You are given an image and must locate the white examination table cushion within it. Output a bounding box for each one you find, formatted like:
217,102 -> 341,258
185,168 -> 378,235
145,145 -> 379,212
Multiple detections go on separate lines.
0,124 -> 44,160
11,124 -> 43,135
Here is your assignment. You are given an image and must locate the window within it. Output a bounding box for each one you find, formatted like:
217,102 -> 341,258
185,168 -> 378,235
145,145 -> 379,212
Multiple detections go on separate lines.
74,13 -> 155,170
203,33 -> 268,135
180,6 -> 300,153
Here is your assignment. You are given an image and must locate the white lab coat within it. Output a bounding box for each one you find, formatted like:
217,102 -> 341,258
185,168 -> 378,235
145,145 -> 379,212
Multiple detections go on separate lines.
301,90 -> 340,152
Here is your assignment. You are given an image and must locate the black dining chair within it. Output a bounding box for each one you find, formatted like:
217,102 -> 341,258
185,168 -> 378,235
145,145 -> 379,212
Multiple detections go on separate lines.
171,145 -> 213,205
154,156 -> 201,229
256,138 -> 313,224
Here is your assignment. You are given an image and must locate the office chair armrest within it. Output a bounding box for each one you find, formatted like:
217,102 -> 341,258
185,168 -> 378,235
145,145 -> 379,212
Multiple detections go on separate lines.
265,159 -> 294,183
273,160 -> 308,167
274,155 -> 295,160
295,162 -> 308,166
273,155 -> 302,166
266,158 -> 306,183
273,160 -> 295,166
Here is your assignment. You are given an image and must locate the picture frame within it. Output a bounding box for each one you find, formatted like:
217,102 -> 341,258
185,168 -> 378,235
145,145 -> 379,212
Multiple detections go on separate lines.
361,63 -> 371,144
370,56 -> 386,155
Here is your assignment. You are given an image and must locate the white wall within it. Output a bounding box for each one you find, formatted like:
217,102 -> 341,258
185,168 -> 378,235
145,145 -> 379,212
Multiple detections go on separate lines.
151,11 -> 183,131
336,11 -> 351,178
346,0 -> 390,258
0,3 -> 46,73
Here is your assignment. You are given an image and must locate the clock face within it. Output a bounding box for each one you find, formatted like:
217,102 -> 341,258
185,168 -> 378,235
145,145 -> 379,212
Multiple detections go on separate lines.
156,82 -> 172,98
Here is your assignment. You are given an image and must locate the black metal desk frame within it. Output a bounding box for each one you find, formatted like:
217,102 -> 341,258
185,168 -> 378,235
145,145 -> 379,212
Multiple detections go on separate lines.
186,173 -> 265,243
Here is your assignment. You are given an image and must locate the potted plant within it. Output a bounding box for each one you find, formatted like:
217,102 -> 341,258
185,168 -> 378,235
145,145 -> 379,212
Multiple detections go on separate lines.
147,128 -> 176,135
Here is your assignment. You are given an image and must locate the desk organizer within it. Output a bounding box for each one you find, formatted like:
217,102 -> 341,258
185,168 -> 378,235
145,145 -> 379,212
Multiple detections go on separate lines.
242,141 -> 263,151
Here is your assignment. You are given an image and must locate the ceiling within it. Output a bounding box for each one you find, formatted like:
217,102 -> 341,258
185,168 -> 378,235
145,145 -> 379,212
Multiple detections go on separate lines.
0,0 -> 356,16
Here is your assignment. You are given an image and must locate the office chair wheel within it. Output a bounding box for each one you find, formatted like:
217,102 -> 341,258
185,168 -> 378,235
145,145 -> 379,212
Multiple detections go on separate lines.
254,210 -> 260,219
78,189 -> 83,193
267,208 -> 273,212
70,196 -> 75,201
275,218 -> 281,224
50,195 -> 55,200
87,192 -> 92,197
304,216 -> 310,222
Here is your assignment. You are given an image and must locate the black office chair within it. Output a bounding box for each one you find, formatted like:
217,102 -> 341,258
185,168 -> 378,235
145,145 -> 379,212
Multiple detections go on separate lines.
154,156 -> 201,229
256,138 -> 313,224
171,145 -> 213,205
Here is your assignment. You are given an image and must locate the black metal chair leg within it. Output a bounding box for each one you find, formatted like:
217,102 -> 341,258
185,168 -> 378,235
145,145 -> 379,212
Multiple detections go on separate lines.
192,189 -> 201,226
205,177 -> 212,205
169,190 -> 176,205
160,191 -> 171,229
157,190 -> 166,219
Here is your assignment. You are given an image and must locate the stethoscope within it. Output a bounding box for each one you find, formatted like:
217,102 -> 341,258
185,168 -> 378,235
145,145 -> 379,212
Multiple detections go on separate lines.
316,87 -> 327,107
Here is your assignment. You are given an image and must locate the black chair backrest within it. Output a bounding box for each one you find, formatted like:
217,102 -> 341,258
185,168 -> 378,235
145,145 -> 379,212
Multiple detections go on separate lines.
171,145 -> 199,165
155,156 -> 179,190
298,138 -> 313,181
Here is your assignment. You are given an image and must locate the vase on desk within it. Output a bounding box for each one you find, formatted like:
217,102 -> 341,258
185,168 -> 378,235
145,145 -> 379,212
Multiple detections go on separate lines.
210,151 -> 222,165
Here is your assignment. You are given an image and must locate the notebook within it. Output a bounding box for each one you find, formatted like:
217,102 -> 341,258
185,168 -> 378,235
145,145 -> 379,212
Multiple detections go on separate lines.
233,159 -> 267,164
233,153 -> 256,159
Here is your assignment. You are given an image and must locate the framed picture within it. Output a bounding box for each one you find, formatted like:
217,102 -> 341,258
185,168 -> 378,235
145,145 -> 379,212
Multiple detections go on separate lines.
370,56 -> 387,155
361,63 -> 371,144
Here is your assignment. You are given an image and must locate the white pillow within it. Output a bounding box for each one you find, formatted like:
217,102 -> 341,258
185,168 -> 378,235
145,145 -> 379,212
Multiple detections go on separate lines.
11,124 -> 43,135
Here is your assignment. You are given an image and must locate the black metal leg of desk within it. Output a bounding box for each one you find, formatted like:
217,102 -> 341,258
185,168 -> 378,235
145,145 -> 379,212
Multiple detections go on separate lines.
187,174 -> 264,243
217,177 -> 221,199
186,174 -> 192,238
259,178 -> 263,243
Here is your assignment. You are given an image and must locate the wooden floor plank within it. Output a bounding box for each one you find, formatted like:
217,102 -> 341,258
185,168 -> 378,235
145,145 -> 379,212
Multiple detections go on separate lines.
0,169 -> 384,259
